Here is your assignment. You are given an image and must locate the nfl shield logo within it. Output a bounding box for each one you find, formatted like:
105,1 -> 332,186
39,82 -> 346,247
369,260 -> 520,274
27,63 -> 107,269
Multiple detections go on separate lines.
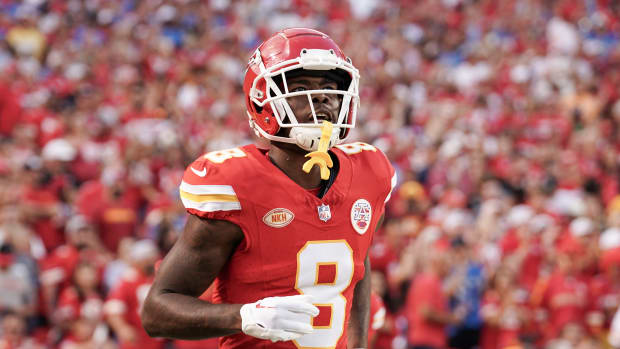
317,204 -> 332,222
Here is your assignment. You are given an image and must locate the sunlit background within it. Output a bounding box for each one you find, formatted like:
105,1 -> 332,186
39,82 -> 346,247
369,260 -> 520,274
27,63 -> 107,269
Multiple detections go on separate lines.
0,1 -> 620,348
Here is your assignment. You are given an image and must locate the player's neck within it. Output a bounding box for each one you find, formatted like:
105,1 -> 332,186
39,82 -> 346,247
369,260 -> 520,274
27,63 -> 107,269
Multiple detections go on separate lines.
268,144 -> 324,190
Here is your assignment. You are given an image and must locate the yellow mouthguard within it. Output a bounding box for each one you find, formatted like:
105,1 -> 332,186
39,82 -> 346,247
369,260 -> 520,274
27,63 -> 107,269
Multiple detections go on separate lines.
302,121 -> 334,180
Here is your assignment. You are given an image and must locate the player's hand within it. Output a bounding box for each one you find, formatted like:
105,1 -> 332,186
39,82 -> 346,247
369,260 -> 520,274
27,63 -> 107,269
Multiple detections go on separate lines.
240,294 -> 319,342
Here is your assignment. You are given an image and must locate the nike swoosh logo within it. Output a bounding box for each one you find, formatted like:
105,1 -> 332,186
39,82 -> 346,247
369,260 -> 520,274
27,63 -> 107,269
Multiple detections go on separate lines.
190,167 -> 207,177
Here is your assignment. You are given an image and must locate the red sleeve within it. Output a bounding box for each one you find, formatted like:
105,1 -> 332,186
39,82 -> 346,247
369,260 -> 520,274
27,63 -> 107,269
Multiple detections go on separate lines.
333,142 -> 396,210
178,148 -> 259,252
178,150 -> 246,221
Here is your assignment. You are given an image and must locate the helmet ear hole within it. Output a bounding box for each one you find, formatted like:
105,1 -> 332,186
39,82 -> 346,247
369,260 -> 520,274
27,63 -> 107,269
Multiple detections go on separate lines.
252,101 -> 263,114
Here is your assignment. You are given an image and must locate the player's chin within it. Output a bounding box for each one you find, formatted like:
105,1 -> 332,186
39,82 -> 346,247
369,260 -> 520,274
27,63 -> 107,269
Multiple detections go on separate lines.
271,139 -> 307,153
273,128 -> 292,143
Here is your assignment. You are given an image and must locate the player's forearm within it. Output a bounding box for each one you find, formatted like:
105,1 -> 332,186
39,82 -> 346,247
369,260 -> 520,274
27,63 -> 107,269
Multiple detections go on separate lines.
141,292 -> 242,339
348,255 -> 371,347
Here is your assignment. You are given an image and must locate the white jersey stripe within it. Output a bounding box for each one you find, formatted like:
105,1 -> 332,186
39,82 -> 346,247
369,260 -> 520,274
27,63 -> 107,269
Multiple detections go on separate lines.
180,181 -> 237,196
385,172 -> 397,203
181,197 -> 241,213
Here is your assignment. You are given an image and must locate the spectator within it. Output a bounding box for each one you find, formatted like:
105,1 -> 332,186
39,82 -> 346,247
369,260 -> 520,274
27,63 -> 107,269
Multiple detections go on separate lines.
368,290 -> 387,349
40,215 -> 110,319
19,157 -> 65,253
0,79 -> 23,137
0,220 -> 42,297
103,240 -> 160,349
54,262 -> 104,331
0,312 -> 43,349
370,270 -> 398,349
80,172 -> 143,254
545,322 -> 591,349
58,316 -> 117,349
539,250 -> 588,341
102,237 -> 136,294
5,15 -> 46,61
406,247 -> 461,349
480,268 -> 528,349
446,237 -> 485,349
0,245 -> 37,320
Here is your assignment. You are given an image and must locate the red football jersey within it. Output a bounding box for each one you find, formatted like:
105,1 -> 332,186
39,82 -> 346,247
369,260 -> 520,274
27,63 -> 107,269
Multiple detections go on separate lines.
179,142 -> 395,349
56,287 -> 103,322
104,268 -> 163,349
368,291 -> 386,346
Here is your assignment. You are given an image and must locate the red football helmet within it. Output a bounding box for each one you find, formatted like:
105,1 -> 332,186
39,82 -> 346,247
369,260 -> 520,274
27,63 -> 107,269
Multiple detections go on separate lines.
243,28 -> 360,151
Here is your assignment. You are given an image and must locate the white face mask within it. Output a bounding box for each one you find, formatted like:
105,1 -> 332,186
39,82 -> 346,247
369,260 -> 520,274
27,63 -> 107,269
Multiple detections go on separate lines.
289,125 -> 341,152
246,48 -> 360,150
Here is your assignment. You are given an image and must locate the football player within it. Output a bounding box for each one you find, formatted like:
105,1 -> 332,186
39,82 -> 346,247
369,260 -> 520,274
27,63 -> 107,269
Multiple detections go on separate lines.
141,28 -> 396,349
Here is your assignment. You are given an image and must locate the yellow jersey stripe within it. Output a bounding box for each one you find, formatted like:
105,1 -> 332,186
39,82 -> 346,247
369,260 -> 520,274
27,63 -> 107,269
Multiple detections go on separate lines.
180,190 -> 239,203
181,197 -> 241,212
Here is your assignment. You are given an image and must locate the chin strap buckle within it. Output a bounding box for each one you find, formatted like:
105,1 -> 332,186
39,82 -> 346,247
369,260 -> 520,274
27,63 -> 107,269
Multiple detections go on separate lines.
302,121 -> 334,180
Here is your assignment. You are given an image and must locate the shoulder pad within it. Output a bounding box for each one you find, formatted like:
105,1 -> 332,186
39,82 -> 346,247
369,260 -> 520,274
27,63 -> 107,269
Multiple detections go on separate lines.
179,147 -> 249,217
334,142 -> 397,203
333,142 -> 378,155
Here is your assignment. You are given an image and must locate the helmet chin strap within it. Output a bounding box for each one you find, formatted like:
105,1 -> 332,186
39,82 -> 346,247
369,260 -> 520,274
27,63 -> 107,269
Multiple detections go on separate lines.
289,125 -> 341,152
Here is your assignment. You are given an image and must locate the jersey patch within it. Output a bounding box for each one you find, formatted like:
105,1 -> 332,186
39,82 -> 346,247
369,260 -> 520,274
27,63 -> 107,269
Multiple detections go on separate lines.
262,208 -> 295,228
317,204 -> 332,222
350,199 -> 372,235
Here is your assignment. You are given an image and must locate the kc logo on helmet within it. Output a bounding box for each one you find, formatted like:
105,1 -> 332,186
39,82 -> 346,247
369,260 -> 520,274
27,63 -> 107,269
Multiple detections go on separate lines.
351,199 -> 372,235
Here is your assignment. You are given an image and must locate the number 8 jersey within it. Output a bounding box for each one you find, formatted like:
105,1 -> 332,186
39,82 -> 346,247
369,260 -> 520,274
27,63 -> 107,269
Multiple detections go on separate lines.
179,142 -> 396,349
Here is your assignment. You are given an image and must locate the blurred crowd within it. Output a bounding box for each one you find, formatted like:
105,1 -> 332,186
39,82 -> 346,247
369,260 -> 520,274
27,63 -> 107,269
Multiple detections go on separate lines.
0,0 -> 619,348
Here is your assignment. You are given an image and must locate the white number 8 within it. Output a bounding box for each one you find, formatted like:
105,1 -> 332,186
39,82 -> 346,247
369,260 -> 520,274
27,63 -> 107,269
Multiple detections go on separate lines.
334,142 -> 376,155
203,147 -> 246,164
295,240 -> 354,348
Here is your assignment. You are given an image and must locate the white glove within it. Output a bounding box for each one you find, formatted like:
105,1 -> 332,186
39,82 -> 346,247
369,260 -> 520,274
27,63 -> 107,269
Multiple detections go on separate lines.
240,294 -> 319,342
